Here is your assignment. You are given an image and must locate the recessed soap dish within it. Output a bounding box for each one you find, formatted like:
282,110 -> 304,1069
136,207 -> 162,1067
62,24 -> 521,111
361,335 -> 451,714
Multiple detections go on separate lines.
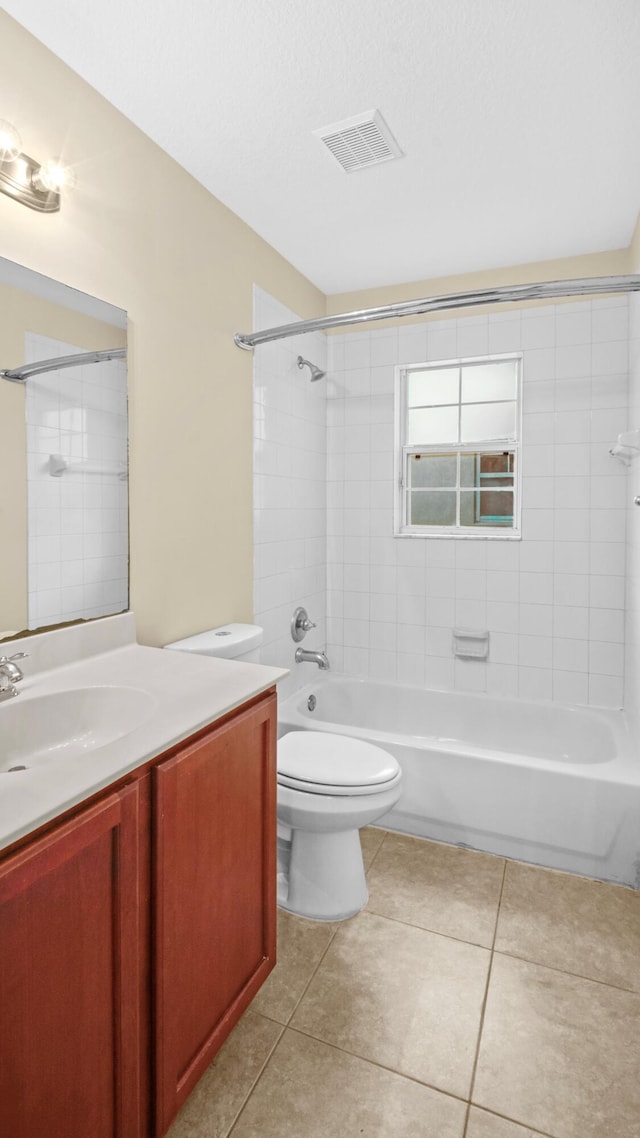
453,629 -> 489,660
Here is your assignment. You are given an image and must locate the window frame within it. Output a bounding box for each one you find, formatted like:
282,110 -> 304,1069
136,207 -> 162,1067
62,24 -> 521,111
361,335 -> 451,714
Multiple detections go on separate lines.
393,352 -> 523,540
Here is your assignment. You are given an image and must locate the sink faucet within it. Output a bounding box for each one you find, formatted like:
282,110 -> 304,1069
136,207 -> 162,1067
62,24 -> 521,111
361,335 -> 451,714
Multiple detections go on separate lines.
294,647 -> 330,670
0,653 -> 28,702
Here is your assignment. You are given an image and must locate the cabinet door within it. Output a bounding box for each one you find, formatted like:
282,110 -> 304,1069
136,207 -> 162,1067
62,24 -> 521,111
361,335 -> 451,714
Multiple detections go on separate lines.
0,781 -> 145,1138
153,693 -> 277,1135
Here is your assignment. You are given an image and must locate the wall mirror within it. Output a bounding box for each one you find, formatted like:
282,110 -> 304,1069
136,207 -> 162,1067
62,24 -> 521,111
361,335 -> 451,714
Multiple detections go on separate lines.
0,256 -> 128,642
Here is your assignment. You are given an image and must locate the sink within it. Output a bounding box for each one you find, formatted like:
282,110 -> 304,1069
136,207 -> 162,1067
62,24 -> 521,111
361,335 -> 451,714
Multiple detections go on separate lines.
0,686 -> 157,773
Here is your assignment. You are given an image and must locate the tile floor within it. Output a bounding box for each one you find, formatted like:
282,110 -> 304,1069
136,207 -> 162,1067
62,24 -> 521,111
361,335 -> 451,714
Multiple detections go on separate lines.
167,829 -> 640,1138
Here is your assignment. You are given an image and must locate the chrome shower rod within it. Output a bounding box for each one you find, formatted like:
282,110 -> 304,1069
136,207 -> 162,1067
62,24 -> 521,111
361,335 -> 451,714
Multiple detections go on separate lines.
0,347 -> 126,384
234,274 -> 640,351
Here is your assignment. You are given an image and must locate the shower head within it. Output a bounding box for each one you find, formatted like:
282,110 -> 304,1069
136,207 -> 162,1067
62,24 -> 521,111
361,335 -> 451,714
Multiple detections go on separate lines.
297,355 -> 325,382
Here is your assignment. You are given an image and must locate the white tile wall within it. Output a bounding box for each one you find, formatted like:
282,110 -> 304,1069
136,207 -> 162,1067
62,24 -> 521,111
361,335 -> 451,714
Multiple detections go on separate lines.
25,334 -> 128,629
326,299 -> 629,707
624,291 -> 640,733
253,288 -> 327,699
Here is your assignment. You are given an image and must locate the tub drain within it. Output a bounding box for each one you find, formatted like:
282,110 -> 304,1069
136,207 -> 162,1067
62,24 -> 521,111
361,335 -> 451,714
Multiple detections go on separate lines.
307,694 -> 316,712
6,764 -> 28,772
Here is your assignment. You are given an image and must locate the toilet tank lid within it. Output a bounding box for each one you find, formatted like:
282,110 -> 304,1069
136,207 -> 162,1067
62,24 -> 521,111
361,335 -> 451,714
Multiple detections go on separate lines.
164,623 -> 263,659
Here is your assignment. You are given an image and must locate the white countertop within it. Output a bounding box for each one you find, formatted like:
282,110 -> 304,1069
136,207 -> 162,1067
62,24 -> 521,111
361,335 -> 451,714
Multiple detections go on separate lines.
0,614 -> 287,853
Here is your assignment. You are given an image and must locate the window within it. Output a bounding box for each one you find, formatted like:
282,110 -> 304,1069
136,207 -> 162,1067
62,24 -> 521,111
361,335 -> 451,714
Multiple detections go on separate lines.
394,354 -> 522,538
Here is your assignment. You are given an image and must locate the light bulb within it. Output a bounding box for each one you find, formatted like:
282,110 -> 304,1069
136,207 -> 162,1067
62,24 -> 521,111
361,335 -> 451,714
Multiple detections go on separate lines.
32,157 -> 77,194
0,119 -> 22,162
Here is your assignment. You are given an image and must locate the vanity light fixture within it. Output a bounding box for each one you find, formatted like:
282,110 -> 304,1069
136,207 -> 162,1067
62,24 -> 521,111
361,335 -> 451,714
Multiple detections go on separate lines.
0,119 -> 76,213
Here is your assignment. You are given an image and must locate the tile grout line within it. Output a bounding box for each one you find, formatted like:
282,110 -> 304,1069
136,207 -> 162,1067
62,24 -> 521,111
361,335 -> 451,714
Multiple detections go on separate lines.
276,829 -> 387,1028
225,1024 -> 287,1138
281,919 -> 342,1027
465,1104 -> 559,1138
363,828 -> 388,873
225,888 -> 351,1134
492,946 -> 640,995
462,857 -> 508,1138
219,1018 -> 286,1138
282,1021 -> 472,1106
363,903 -> 496,951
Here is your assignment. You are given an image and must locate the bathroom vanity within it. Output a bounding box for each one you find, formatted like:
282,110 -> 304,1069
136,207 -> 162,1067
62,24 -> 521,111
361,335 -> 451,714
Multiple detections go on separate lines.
0,614 -> 284,1137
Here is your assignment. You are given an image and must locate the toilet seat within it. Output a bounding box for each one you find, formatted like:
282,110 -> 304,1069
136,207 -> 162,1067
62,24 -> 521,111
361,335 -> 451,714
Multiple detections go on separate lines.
278,731 -> 401,797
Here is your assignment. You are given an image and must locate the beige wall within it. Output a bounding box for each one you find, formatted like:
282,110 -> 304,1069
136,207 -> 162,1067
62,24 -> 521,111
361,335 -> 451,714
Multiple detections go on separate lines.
0,11 -> 325,646
327,247 -> 633,329
0,284 -> 126,633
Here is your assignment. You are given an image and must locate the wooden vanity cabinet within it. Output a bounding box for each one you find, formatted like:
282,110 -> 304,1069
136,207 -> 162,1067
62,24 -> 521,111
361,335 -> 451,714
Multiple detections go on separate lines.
0,780 -> 148,1138
152,691 -> 277,1134
0,688 -> 277,1138
0,682 -> 276,1138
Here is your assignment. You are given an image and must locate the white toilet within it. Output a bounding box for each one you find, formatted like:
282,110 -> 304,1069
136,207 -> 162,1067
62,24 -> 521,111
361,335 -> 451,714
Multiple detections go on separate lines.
277,731 -> 402,921
164,622 -> 263,663
164,624 -> 402,922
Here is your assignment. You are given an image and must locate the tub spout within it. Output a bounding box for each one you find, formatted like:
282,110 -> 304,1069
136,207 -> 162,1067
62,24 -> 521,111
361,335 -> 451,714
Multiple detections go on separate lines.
295,647 -> 330,670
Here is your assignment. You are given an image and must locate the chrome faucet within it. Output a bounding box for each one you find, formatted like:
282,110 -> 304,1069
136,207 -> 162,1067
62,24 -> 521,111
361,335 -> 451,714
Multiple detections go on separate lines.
295,647 -> 330,670
0,652 -> 28,701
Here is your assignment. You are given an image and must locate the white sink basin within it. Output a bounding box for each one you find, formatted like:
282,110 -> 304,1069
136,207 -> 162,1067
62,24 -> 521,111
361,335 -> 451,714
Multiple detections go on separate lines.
0,686 -> 157,773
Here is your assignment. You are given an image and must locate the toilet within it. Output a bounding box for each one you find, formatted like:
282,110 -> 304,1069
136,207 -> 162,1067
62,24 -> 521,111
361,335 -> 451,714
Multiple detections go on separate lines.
164,624 -> 402,922
277,731 -> 402,921
164,622 -> 263,663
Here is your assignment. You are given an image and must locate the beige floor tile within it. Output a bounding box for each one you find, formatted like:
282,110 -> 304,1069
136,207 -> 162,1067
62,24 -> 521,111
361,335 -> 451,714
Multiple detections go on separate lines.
495,860 -> 640,990
365,832 -> 505,947
166,1011 -> 283,1138
360,824 -> 386,869
290,910 -> 490,1098
473,953 -> 640,1138
251,910 -> 338,1024
466,1106 -> 552,1137
229,1029 -> 467,1138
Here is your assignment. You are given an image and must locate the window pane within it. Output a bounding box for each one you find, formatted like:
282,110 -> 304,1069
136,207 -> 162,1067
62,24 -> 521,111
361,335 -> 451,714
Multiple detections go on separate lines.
408,368 -> 459,407
460,451 -> 515,487
409,453 -> 457,488
460,401 -> 515,442
407,405 -> 459,445
460,489 -> 514,527
461,361 -> 517,403
410,491 -> 456,526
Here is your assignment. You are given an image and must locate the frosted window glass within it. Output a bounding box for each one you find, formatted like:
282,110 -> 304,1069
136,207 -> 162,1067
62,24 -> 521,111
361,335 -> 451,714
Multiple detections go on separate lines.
410,454 -> 457,488
461,402 -> 515,442
410,491 -> 456,526
407,405 -> 459,444
461,361 -> 517,403
408,368 -> 459,407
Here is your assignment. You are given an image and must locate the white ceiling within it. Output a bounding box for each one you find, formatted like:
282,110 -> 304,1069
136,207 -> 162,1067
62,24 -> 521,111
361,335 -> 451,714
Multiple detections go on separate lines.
5,0 -> 640,294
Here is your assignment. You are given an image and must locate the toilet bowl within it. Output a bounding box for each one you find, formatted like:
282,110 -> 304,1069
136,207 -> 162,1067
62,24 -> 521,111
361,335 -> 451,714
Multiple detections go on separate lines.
277,731 -> 402,921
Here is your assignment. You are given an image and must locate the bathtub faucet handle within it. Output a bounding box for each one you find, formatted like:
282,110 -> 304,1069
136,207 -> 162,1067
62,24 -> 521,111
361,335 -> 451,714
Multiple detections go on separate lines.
291,606 -> 317,642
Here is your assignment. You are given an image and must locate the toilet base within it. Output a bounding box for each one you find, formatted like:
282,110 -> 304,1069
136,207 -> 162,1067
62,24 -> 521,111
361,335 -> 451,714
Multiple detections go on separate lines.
278,827 -> 368,921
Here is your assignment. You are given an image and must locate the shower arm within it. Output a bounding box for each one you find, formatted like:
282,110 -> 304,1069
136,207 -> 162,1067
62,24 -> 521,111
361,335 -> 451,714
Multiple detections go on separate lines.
234,274 -> 640,351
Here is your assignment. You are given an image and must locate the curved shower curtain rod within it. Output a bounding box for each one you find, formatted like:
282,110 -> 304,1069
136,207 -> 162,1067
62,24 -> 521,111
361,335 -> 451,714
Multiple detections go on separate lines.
0,347 -> 126,385
234,274 -> 640,351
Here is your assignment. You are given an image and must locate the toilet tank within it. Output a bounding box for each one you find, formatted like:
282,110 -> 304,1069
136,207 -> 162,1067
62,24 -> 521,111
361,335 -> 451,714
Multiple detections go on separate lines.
164,623 -> 263,663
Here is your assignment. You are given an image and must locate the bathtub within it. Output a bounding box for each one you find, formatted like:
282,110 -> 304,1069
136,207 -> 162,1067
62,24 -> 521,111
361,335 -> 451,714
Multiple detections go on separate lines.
278,677 -> 640,888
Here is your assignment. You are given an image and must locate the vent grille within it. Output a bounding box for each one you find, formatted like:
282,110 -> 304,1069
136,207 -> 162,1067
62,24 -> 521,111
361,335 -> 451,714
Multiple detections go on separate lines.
314,109 -> 403,173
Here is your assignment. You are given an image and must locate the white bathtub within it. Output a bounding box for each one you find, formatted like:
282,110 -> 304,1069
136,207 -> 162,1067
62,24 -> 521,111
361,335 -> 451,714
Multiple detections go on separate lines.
278,677 -> 640,887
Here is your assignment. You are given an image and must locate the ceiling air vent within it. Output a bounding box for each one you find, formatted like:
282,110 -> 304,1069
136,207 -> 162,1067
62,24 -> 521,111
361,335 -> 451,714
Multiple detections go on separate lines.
314,109 -> 403,173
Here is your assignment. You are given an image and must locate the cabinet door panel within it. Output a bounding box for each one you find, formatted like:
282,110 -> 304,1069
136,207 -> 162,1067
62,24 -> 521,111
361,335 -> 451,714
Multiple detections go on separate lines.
0,782 -> 144,1138
154,693 -> 277,1134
